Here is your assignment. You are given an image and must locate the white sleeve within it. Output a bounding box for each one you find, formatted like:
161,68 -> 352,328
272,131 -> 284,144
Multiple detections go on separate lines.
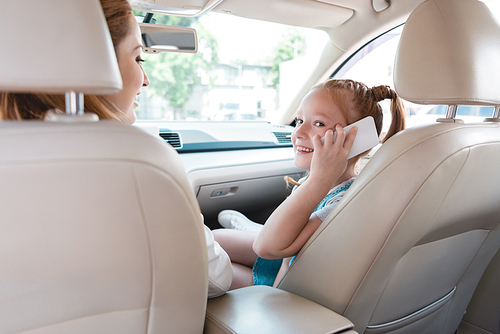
312,195 -> 343,221
204,224 -> 233,298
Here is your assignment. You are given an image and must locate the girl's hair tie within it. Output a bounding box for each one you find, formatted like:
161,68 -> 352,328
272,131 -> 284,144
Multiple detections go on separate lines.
371,85 -> 393,102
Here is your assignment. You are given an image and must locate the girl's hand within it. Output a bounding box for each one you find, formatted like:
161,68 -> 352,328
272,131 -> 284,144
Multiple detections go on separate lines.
309,124 -> 357,186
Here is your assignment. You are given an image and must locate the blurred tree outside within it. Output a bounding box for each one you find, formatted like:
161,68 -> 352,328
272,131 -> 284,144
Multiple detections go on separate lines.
269,28 -> 307,89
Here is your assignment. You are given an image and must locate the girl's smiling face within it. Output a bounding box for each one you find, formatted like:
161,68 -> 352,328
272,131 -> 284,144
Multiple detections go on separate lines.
292,88 -> 348,170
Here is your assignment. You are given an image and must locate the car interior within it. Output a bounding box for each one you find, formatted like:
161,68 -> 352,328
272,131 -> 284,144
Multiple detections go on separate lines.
1,0 -> 500,333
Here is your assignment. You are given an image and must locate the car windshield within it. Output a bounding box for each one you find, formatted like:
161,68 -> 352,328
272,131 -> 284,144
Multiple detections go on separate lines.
135,0 -> 500,125
135,12 -> 328,122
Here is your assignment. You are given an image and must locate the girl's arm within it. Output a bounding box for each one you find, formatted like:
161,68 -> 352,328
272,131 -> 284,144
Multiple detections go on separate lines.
253,125 -> 357,259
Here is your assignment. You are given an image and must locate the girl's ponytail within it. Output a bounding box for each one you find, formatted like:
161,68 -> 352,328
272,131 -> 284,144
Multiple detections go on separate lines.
371,85 -> 406,143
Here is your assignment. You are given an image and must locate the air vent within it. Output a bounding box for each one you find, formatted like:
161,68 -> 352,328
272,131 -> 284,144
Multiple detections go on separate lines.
273,132 -> 292,144
159,132 -> 182,148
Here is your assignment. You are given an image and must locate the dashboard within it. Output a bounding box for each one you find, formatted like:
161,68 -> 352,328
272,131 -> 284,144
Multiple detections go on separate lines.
134,121 -> 305,228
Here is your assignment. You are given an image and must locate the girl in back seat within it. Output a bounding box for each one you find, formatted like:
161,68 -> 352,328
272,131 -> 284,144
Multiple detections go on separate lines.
214,79 -> 406,289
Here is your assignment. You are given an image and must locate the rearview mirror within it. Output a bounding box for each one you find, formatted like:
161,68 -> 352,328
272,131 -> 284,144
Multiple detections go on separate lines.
139,23 -> 198,54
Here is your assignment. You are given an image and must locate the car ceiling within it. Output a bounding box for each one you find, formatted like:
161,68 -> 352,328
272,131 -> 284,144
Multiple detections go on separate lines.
133,0 -> 424,31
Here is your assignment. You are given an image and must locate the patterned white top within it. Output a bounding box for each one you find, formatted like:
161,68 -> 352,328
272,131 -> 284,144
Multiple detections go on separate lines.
293,176 -> 356,221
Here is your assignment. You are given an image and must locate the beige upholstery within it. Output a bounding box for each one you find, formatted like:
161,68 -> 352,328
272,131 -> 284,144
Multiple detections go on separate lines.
206,286 -> 355,334
457,248 -> 500,334
207,0 -> 500,333
0,0 -> 209,332
0,121 -> 208,333
0,0 -> 122,94
394,0 -> 500,106
278,122 -> 500,333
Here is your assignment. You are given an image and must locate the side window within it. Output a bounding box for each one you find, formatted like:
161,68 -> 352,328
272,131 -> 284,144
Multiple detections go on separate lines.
479,106 -> 495,117
332,25 -> 494,131
457,106 -> 475,116
428,106 -> 446,115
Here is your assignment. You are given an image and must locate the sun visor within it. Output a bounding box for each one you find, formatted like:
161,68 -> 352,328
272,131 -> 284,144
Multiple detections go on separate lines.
131,0 -> 223,16
213,0 -> 353,29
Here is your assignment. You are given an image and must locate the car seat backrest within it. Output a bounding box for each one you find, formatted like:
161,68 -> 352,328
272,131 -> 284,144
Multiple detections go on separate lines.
277,0 -> 500,333
0,121 -> 209,333
458,245 -> 500,334
279,122 -> 500,333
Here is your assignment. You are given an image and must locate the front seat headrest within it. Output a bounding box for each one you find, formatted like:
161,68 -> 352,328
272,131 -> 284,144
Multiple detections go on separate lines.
0,0 -> 122,94
394,0 -> 500,106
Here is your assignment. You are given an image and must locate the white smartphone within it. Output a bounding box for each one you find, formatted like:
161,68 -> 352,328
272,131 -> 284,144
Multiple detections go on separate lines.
320,116 -> 380,159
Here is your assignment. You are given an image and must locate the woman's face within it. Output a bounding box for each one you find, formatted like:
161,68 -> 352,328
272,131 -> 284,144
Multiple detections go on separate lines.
291,88 -> 347,170
104,15 -> 150,123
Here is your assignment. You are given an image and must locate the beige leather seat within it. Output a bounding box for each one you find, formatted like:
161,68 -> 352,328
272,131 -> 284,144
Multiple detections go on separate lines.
0,1 -> 208,333
458,248 -> 500,334
205,0 -> 500,333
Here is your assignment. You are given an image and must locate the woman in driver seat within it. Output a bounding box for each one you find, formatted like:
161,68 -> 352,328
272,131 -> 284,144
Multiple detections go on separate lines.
0,0 -> 232,299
